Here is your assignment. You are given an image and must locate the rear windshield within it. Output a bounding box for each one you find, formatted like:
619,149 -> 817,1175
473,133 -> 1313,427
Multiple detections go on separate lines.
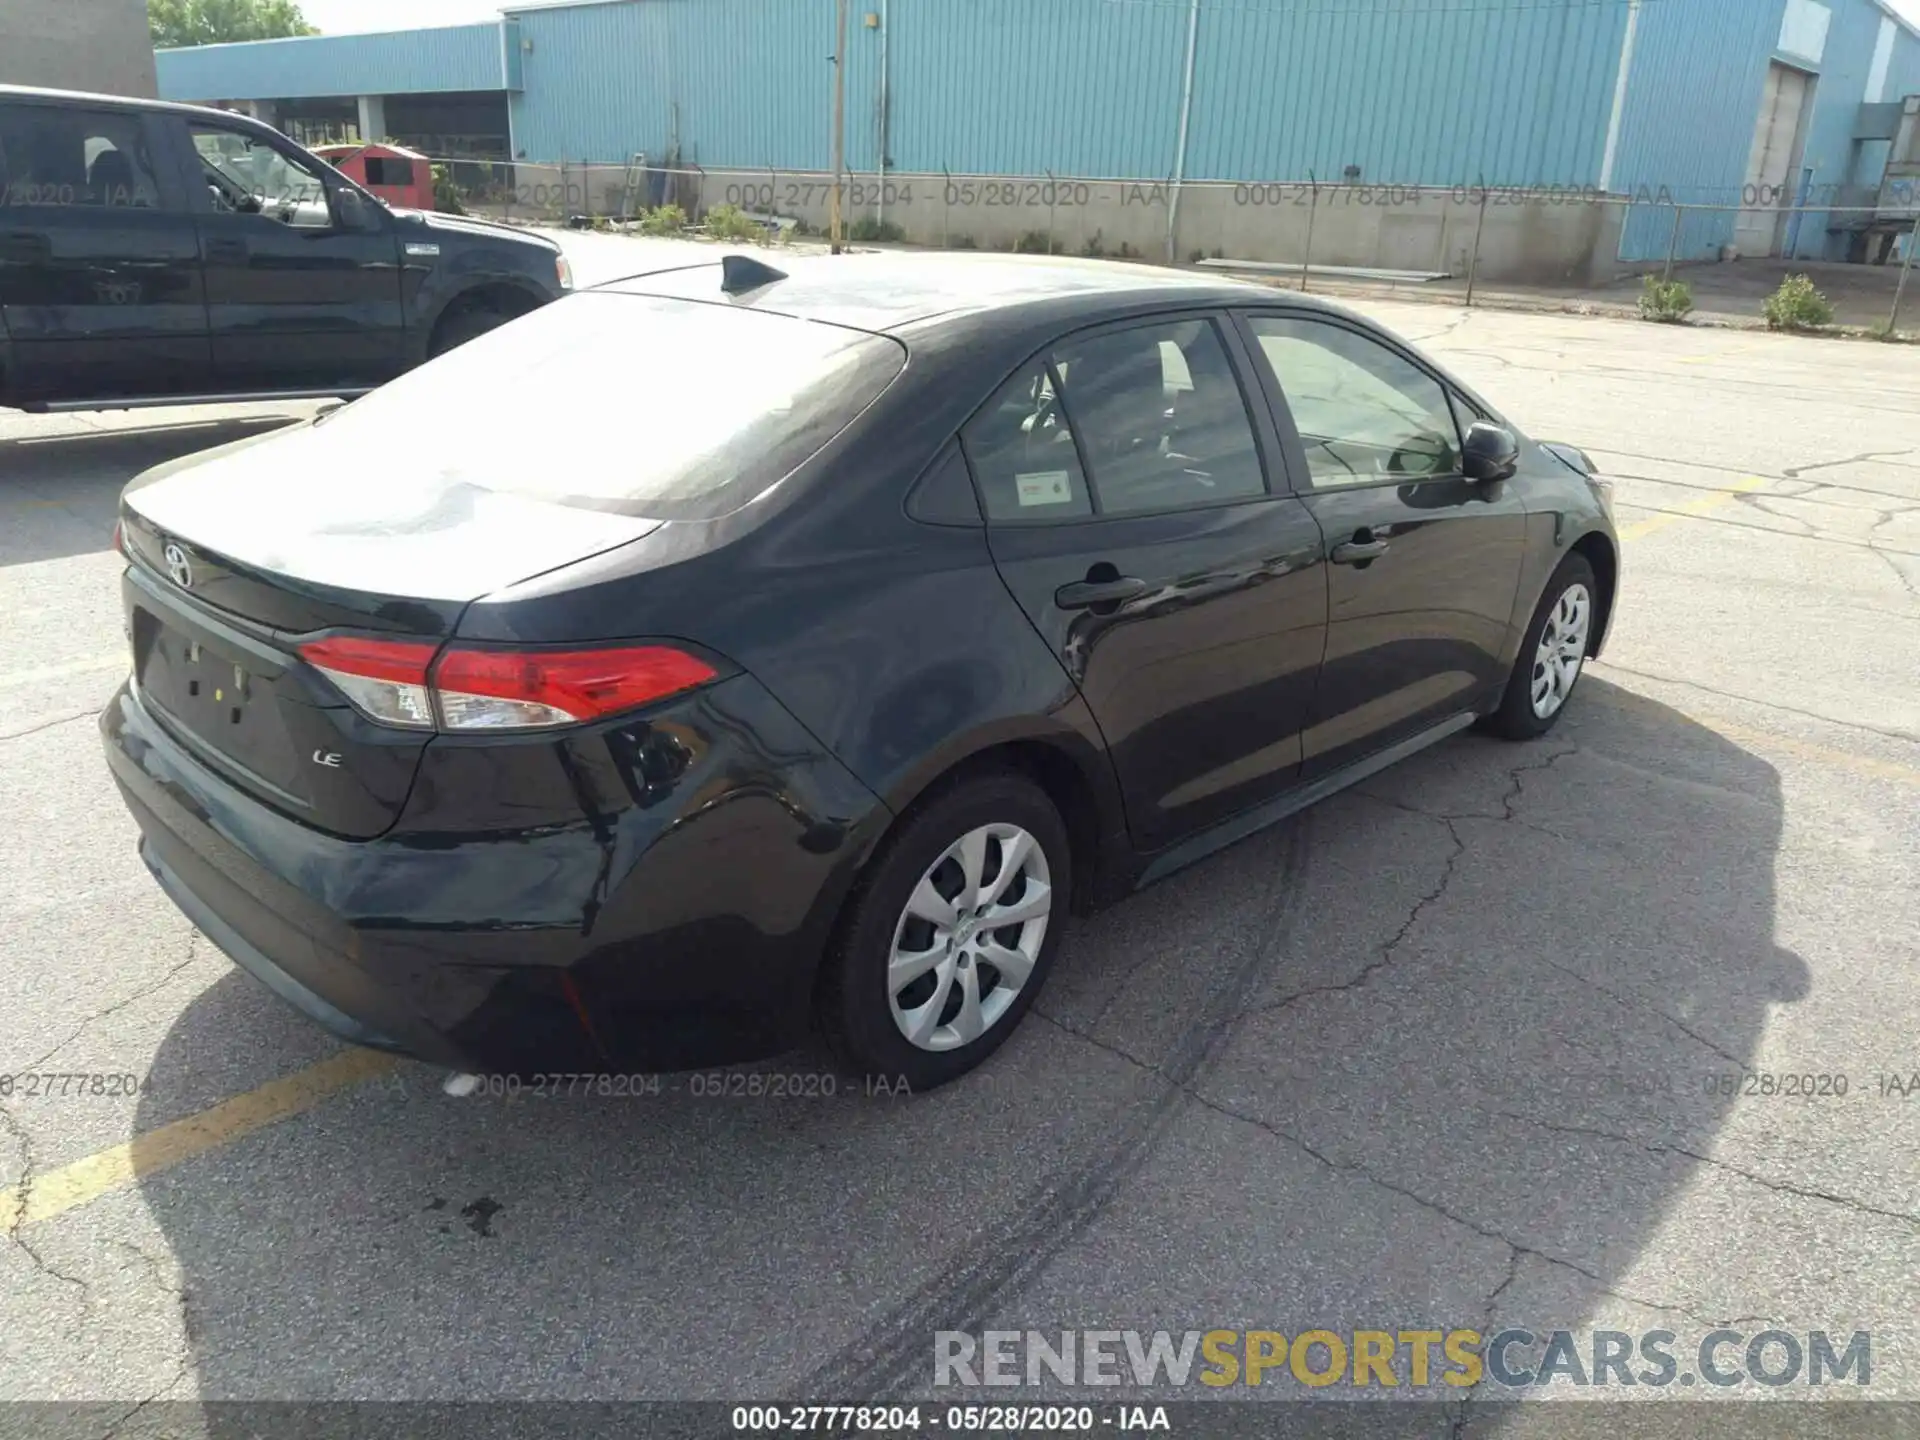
343,291 -> 905,521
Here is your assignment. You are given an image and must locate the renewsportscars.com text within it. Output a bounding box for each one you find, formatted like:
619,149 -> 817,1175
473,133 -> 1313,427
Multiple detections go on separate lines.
934,1328 -> 1871,1390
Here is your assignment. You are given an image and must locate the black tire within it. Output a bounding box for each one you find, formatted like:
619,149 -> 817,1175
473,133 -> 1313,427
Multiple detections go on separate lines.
429,300 -> 512,358
817,769 -> 1071,1091
1482,552 -> 1598,740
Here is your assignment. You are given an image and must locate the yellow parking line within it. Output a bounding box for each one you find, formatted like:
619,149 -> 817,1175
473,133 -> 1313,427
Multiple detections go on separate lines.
1616,474 -> 1772,542
0,1047 -> 398,1233
1590,682 -> 1920,787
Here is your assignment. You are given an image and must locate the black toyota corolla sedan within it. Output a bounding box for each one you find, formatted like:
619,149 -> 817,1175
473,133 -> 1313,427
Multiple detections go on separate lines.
102,252 -> 1617,1089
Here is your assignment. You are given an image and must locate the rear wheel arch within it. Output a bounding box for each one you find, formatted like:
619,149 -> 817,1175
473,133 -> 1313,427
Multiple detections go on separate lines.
976,739 -> 1109,916
848,733 -> 1120,932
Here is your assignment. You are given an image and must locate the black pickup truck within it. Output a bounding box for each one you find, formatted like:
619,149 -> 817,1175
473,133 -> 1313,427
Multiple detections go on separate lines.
0,85 -> 570,413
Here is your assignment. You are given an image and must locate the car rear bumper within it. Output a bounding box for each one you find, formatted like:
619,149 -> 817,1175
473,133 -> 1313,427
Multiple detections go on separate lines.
102,674 -> 889,1073
140,839 -> 416,1056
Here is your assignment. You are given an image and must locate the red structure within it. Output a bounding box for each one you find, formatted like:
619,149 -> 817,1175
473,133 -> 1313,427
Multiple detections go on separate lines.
313,142 -> 434,212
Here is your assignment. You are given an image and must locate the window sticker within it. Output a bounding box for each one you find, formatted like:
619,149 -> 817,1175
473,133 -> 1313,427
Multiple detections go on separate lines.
1015,471 -> 1075,507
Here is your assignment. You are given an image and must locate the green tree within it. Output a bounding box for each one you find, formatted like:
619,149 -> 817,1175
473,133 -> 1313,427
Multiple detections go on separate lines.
150,0 -> 319,49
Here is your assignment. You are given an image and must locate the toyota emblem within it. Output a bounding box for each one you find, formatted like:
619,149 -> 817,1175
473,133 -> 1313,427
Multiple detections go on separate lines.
163,543 -> 193,589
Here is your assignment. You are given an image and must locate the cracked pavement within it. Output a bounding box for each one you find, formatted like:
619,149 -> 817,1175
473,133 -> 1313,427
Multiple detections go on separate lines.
2,271 -> 1918,1425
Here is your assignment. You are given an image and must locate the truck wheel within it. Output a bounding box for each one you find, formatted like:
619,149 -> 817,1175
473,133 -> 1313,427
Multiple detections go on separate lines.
429,300 -> 513,358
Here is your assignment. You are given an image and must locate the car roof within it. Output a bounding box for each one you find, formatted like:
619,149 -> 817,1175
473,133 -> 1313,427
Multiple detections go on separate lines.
0,84 -> 276,130
597,251 -> 1345,335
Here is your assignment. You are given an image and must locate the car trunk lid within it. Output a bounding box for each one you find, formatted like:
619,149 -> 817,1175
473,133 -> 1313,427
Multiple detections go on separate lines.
119,421 -> 660,839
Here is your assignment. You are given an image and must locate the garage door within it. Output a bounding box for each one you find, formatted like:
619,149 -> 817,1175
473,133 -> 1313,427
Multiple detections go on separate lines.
1736,63 -> 1811,258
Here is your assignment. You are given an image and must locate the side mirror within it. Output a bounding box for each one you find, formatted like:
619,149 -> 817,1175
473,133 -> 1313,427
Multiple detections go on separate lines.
331,185 -> 386,234
1462,421 -> 1520,483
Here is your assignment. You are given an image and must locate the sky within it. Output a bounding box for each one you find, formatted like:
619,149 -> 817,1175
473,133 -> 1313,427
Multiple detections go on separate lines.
299,0 -> 1920,34
300,0 -> 498,31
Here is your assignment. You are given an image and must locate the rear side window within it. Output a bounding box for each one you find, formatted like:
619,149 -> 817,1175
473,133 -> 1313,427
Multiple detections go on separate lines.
1053,318 -> 1265,517
329,292 -> 906,521
0,104 -> 163,209
961,360 -> 1094,521
963,319 -> 1267,523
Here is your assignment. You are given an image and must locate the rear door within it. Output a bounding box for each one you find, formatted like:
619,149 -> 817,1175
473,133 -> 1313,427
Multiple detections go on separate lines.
1236,309 -> 1529,778
965,312 -> 1328,853
160,113 -> 406,391
0,99 -> 210,404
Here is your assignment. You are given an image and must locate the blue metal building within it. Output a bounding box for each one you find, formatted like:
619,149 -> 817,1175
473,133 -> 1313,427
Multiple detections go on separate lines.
157,0 -> 1920,263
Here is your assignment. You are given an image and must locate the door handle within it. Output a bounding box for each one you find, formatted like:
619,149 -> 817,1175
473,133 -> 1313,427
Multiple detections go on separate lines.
1331,536 -> 1391,565
1055,576 -> 1149,610
205,237 -> 248,264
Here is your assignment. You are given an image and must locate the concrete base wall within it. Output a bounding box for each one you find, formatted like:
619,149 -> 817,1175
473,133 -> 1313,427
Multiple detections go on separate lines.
0,0 -> 157,98
460,165 -> 1629,288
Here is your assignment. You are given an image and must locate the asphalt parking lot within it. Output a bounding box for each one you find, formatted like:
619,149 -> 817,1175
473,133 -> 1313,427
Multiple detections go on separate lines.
3,237 -> 1919,1434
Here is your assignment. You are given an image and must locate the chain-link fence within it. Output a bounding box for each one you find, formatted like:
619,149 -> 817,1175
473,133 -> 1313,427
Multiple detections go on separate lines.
418,157 -> 1920,335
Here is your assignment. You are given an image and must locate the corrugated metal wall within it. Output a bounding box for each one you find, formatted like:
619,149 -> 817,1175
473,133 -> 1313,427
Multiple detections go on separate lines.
506,0 -> 850,168
165,0 -> 1874,264
157,23 -> 510,101
1610,0 -> 1785,261
506,0 -> 1641,182
1185,0 -> 1625,185
1784,0 -> 1920,257
1893,10 -> 1920,96
878,0 -> 1187,177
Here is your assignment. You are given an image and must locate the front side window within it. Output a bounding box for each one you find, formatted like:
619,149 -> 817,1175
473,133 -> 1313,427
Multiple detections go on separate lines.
0,105 -> 163,209
1450,389 -> 1489,438
189,124 -> 335,228
1247,315 -> 1462,488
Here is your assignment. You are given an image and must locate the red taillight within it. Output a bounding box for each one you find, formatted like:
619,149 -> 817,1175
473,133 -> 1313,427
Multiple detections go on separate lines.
112,519 -> 125,556
297,637 -> 717,732
433,646 -> 718,731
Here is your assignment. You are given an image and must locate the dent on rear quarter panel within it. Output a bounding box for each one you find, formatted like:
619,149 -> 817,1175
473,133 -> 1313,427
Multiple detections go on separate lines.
382,672 -> 891,1068
571,674 -> 894,1066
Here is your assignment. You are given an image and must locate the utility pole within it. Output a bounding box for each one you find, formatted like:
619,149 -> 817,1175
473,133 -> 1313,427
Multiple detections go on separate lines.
830,0 -> 848,253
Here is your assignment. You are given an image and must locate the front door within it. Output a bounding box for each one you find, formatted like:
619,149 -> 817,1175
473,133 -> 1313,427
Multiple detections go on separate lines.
0,101 -> 209,404
963,313 -> 1328,852
1237,310 -> 1530,779
164,116 -> 405,392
